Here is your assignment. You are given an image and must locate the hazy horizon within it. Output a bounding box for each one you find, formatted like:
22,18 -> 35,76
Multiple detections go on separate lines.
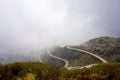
0,0 -> 120,56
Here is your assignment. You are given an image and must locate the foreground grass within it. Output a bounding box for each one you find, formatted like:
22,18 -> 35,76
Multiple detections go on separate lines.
0,62 -> 120,80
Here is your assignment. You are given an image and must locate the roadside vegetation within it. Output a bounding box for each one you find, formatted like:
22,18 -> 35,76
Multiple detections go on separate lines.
0,62 -> 120,80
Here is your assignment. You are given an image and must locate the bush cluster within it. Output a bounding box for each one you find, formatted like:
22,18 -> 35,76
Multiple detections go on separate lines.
0,62 -> 120,80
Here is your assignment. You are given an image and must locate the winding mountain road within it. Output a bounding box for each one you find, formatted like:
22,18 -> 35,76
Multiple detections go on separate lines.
47,47 -> 107,69
66,47 -> 107,63
68,63 -> 97,69
47,49 -> 69,68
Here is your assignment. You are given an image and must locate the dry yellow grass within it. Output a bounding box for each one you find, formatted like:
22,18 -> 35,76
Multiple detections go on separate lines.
17,73 -> 36,80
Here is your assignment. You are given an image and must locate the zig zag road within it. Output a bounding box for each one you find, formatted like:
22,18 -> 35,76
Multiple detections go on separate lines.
47,47 -> 107,70
47,49 -> 69,68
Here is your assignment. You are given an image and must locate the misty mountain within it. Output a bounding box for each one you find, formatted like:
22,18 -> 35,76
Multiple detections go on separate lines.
42,37 -> 120,67
0,36 -> 120,66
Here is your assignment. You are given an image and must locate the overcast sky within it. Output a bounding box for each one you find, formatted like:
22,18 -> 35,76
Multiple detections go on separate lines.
0,0 -> 120,54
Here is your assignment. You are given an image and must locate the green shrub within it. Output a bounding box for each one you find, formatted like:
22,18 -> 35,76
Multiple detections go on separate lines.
0,62 -> 120,80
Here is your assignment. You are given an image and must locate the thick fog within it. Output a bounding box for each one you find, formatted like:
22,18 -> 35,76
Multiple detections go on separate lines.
0,0 -> 120,56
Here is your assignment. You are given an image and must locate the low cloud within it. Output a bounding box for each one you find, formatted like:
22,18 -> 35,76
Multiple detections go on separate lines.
0,0 -> 120,55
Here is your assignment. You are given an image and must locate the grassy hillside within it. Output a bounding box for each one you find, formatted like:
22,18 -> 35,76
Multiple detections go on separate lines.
0,62 -> 120,80
0,62 -> 61,80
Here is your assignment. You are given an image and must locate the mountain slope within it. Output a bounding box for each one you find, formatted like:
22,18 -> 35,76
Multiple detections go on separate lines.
73,37 -> 120,62
43,37 -> 120,67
